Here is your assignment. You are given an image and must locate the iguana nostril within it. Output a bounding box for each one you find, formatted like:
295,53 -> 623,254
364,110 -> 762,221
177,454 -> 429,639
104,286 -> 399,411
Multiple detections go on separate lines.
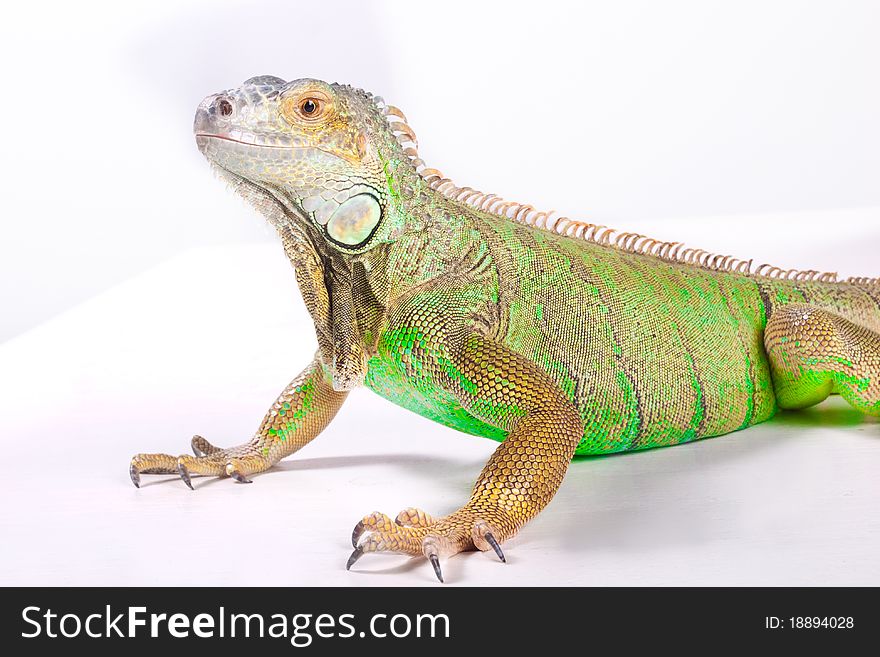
216,98 -> 233,117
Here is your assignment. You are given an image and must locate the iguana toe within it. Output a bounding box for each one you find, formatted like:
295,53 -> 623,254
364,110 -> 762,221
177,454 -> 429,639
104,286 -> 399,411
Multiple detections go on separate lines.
190,434 -> 221,457
394,507 -> 435,527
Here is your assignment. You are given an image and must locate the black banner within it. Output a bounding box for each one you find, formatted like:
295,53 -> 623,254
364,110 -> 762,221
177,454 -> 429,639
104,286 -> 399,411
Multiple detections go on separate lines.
1,587 -> 874,653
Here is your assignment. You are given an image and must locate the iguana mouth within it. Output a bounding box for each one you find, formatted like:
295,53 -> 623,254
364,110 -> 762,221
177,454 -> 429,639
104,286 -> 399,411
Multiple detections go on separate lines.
196,133 -> 361,165
195,133 -> 294,150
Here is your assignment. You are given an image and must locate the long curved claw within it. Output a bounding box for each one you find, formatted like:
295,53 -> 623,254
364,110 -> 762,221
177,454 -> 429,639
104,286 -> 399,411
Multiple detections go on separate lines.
178,461 -> 194,490
229,468 -> 253,484
346,547 -> 364,571
129,463 -> 141,489
351,520 -> 365,548
484,531 -> 506,563
423,540 -> 444,583
428,554 -> 443,583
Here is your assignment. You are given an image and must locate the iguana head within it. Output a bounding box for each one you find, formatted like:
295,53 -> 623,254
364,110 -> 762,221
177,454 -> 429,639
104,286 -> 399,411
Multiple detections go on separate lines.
194,76 -> 406,253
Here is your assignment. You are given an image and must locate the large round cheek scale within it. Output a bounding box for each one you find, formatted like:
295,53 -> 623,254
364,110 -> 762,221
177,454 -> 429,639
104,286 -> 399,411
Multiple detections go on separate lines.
326,194 -> 382,246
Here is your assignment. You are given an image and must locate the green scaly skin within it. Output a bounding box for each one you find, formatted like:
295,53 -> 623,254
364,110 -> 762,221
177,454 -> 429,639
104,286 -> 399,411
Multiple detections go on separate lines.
130,76 -> 880,582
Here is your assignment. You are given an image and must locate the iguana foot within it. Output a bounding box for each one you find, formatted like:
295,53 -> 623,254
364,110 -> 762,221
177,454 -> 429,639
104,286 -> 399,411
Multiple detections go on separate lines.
129,435 -> 270,489
346,507 -> 509,583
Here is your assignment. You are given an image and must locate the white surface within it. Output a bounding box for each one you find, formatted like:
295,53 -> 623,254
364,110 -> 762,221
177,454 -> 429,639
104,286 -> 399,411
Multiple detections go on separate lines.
1,213 -> 878,586
2,0 -> 880,340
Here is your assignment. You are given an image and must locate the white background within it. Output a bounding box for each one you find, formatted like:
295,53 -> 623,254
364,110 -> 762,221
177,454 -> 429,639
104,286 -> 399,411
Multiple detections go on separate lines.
1,0 -> 879,341
0,1 -> 878,586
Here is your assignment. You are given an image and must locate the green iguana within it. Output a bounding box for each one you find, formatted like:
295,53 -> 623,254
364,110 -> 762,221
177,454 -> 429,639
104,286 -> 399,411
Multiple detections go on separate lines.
130,76 -> 880,582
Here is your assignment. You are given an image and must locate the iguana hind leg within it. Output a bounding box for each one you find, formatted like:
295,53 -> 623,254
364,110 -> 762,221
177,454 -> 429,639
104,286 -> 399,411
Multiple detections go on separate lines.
347,332 -> 583,582
130,357 -> 348,488
764,304 -> 880,416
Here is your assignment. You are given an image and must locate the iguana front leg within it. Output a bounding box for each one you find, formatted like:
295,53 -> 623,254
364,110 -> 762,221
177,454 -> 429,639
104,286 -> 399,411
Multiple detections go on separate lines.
130,357 -> 348,488
348,332 -> 582,581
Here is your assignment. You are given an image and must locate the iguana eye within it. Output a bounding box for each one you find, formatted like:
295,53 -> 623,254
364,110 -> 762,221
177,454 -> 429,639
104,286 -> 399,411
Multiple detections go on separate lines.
299,97 -> 323,118
279,88 -> 332,125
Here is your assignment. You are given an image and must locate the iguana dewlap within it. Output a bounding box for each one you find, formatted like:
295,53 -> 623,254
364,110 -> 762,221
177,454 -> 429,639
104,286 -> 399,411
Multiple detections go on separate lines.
130,76 -> 880,582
